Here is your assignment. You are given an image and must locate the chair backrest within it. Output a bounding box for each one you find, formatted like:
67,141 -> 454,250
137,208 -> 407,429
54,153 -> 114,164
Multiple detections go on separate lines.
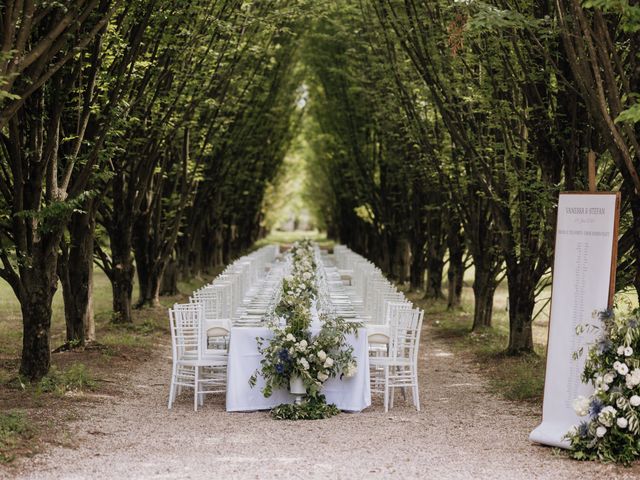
169,303 -> 204,361
374,291 -> 404,324
385,301 -> 413,326
192,283 -> 231,320
390,308 -> 424,363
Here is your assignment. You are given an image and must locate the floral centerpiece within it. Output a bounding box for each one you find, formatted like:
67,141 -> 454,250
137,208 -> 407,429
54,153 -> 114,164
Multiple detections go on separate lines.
566,310 -> 640,464
249,240 -> 360,420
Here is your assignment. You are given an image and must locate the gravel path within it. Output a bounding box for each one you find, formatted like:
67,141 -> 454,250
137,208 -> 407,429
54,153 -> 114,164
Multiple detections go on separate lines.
10,326 -> 640,480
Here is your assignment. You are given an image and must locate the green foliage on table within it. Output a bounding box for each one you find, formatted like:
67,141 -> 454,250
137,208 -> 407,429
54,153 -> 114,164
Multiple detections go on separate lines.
250,240 -> 361,404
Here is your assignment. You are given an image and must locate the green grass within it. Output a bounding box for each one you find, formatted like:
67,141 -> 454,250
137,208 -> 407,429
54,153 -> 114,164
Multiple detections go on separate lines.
0,410 -> 35,464
0,268 -> 116,360
412,272 -> 549,404
0,266 -> 211,362
6,363 -> 97,397
257,229 -> 334,249
37,363 -> 97,395
427,304 -> 547,403
424,274 -> 640,404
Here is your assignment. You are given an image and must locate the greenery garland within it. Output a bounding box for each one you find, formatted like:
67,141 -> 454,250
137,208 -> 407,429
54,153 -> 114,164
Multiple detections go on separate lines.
270,394 -> 341,420
249,240 -> 360,420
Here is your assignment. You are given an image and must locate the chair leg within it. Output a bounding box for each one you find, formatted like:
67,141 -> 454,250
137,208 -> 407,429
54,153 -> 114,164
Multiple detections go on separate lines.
194,367 -> 199,412
383,366 -> 389,413
389,367 -> 396,410
168,365 -> 177,409
169,380 -> 176,409
413,372 -> 420,411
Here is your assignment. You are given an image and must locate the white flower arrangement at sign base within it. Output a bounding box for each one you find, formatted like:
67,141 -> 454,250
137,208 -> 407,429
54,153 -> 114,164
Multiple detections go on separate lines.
566,310 -> 640,464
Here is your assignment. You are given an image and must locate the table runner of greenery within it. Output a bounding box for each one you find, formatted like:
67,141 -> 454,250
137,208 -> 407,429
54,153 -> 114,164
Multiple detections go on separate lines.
250,240 -> 359,419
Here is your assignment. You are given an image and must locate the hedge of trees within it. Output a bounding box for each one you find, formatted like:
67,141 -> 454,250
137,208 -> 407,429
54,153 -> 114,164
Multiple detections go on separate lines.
0,0 -> 638,380
304,0 -> 639,354
0,0 -> 309,380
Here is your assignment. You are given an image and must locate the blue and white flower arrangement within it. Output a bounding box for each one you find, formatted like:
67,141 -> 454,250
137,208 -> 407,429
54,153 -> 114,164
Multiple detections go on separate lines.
566,310 -> 640,464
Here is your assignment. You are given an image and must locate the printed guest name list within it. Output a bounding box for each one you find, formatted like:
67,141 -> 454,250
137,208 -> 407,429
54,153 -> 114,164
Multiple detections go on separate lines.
530,193 -> 619,449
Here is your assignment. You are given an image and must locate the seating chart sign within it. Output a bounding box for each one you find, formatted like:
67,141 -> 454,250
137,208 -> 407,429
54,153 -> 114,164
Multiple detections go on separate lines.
530,192 -> 619,448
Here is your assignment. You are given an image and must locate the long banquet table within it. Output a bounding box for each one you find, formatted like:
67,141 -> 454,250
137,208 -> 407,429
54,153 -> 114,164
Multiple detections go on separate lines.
225,326 -> 372,412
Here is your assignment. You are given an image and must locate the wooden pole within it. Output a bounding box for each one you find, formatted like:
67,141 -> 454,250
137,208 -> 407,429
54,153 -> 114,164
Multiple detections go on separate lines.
588,151 -> 597,192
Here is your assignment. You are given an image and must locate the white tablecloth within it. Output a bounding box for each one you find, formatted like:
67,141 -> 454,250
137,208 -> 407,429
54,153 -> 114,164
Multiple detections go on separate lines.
226,326 -> 371,412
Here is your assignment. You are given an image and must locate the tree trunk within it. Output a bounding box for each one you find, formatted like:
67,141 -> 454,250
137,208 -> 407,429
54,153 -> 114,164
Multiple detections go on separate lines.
425,255 -> 445,299
20,294 -> 53,381
506,270 -> 536,354
160,258 -> 179,296
424,208 -> 446,300
133,216 -> 151,307
19,245 -> 59,380
222,224 -> 232,265
447,221 -> 464,309
396,237 -> 411,284
214,231 -> 224,269
409,238 -> 425,291
110,232 -> 135,323
59,206 -> 97,345
133,215 -> 161,308
471,266 -> 497,330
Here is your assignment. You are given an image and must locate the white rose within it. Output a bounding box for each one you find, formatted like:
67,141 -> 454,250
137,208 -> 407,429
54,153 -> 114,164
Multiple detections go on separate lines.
317,372 -> 329,382
596,426 -> 607,438
286,333 -> 295,342
572,396 -> 590,417
630,395 -> 640,407
317,350 -> 327,361
617,417 -> 628,429
626,374 -> 640,389
618,346 -> 625,355
298,339 -> 308,350
626,374 -> 634,389
625,346 -> 634,357
614,361 -> 621,370
324,357 -> 334,368
618,363 -> 629,376
599,407 -> 616,427
604,373 -> 615,384
298,358 -> 309,370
